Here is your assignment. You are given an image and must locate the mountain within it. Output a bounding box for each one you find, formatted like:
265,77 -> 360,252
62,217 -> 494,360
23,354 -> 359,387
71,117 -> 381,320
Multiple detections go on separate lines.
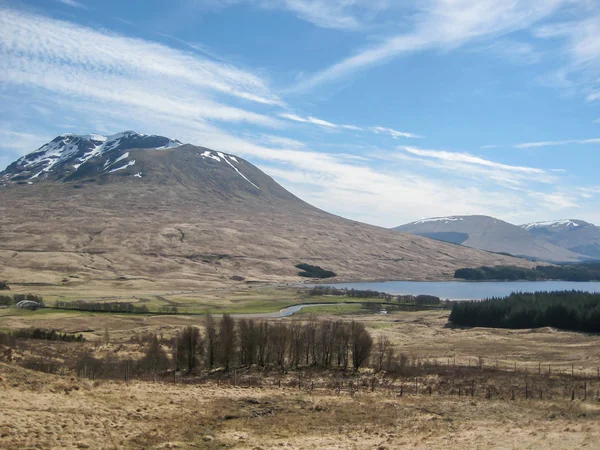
0,132 -> 533,291
395,215 -> 586,263
521,220 -> 600,260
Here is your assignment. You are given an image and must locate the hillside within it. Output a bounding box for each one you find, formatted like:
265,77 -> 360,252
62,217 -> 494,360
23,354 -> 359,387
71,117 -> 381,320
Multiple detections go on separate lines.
0,132 -> 533,291
395,215 -> 585,263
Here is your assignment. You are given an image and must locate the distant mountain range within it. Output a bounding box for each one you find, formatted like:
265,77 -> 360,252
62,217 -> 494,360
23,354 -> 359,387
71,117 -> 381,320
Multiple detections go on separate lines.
395,216 -> 600,263
0,132 -> 532,290
522,220 -> 600,260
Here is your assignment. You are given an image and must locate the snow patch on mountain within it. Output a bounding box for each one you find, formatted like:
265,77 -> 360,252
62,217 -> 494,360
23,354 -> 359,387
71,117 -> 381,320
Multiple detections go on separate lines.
522,220 -> 586,231
109,160 -> 136,173
413,217 -> 465,225
201,150 -> 259,189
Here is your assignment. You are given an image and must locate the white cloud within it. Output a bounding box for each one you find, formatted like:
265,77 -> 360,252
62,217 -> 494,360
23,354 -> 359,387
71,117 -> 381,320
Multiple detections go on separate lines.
372,126 -> 422,139
293,0 -> 567,91
514,138 -> 600,148
0,8 -> 282,116
280,113 -> 422,138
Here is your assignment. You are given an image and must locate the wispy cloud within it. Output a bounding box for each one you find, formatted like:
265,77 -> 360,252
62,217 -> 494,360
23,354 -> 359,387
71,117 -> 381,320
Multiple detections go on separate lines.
280,113 -> 339,128
56,0 -> 86,8
293,0 -> 567,91
0,8 -> 282,126
514,138 -> 600,148
279,113 -> 422,138
209,0 -> 393,30
372,126 -> 422,139
394,145 -> 558,189
400,146 -> 548,174
533,11 -> 600,104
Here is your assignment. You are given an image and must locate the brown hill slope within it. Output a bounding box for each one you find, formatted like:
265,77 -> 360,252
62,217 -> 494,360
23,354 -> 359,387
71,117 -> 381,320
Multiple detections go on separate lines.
0,139 -> 533,290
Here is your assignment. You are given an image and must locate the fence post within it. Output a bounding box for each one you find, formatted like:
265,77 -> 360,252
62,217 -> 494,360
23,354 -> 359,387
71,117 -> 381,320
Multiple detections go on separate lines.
415,378 -> 418,395
525,381 -> 528,400
584,382 -> 587,401
472,380 -> 475,397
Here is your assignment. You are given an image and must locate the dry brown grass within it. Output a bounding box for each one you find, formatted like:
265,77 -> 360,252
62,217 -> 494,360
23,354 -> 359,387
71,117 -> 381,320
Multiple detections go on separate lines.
3,303 -> 600,449
1,361 -> 599,450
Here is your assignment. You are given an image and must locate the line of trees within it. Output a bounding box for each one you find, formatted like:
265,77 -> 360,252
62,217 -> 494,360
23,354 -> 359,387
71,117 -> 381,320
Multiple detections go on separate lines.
454,264 -> 600,281
55,300 -> 149,314
0,327 -> 85,345
449,290 -> 600,332
306,286 -> 442,305
170,315 -> 374,373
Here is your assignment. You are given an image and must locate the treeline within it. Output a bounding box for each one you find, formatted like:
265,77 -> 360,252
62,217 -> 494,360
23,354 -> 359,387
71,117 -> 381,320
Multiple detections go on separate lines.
55,300 -> 149,314
296,263 -> 337,279
0,327 -> 85,345
0,294 -> 44,307
454,265 -> 600,281
306,286 -> 442,305
172,315 -> 374,373
449,291 -> 600,332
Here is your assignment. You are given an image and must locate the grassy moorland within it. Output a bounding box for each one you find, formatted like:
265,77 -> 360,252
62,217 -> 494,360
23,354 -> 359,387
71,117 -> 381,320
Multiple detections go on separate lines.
2,286 -> 600,449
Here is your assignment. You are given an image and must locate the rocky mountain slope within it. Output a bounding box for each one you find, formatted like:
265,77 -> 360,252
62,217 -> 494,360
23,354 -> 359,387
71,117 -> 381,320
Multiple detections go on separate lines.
0,132 -> 533,290
522,220 -> 600,260
395,215 -> 586,263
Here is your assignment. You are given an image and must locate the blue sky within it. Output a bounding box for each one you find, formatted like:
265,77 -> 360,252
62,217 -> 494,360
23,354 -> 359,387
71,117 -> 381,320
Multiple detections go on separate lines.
1,0 -> 600,227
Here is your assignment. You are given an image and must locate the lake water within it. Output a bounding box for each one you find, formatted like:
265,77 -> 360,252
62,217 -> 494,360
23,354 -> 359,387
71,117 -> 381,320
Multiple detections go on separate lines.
318,280 -> 600,301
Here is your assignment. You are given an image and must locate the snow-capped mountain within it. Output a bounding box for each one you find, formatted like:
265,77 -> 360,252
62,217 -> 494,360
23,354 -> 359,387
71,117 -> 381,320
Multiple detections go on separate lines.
0,132 -> 533,289
521,220 -> 600,260
395,215 -> 588,262
1,131 -> 182,183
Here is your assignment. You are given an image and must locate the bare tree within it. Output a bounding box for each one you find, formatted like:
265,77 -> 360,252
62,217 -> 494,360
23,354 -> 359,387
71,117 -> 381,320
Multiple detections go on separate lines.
238,319 -> 258,367
374,336 -> 392,372
270,323 -> 289,370
218,314 -> 236,371
351,320 -> 373,370
257,320 -> 270,367
177,326 -> 203,373
304,315 -> 318,365
288,321 -> 304,368
140,333 -> 170,378
205,314 -> 217,370
333,321 -> 350,369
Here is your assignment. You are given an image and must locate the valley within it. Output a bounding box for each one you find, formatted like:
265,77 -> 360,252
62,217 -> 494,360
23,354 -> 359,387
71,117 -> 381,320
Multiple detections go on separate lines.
2,133 -> 600,449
